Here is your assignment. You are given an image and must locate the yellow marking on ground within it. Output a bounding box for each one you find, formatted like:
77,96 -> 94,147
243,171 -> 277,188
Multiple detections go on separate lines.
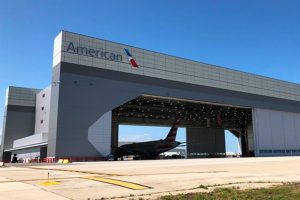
86,177 -> 150,190
62,159 -> 70,164
40,181 -> 60,186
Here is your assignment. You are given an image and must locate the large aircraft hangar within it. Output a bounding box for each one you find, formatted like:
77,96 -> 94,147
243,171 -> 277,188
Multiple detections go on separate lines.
1,31 -> 300,162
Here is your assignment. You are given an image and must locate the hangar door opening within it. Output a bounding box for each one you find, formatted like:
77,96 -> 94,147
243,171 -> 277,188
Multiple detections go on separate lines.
112,95 -> 253,158
119,125 -> 186,158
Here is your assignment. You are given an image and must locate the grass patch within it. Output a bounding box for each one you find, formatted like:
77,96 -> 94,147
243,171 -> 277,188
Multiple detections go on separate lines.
159,183 -> 300,200
198,185 -> 209,190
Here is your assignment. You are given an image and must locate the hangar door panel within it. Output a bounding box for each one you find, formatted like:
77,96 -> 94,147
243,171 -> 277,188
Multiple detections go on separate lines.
269,111 -> 285,149
253,108 -> 300,156
253,109 -> 272,150
284,114 -> 297,150
295,115 -> 300,152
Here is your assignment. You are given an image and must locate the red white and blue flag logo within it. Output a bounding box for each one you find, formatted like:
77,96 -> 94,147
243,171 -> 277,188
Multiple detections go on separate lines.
124,48 -> 139,68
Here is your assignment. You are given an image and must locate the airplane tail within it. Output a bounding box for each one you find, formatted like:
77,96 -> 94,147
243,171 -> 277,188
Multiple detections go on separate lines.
165,118 -> 180,142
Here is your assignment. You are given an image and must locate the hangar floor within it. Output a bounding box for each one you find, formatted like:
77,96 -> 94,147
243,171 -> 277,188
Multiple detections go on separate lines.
1,157 -> 300,199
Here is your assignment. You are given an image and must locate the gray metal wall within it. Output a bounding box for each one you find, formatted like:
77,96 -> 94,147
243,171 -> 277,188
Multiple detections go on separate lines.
253,108 -> 300,156
56,31 -> 300,103
48,64 -> 140,158
34,86 -> 51,135
0,87 -> 39,161
47,62 -> 300,158
88,111 -> 112,156
186,127 -> 225,157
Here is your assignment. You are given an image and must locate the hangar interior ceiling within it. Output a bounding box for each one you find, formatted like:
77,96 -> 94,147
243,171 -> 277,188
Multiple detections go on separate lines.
112,95 -> 252,133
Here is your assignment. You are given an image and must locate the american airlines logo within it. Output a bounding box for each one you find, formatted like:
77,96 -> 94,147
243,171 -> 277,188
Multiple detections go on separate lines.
66,42 -> 123,62
66,42 -> 139,69
124,48 -> 139,68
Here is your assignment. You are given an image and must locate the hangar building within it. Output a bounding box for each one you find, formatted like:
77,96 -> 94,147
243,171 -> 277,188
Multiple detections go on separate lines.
1,31 -> 300,162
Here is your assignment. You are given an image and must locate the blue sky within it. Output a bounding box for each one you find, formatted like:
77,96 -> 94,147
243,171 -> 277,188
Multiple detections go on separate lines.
119,126 -> 187,143
0,1 -> 299,152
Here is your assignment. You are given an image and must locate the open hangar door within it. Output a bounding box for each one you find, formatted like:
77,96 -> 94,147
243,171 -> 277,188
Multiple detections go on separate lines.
112,95 -> 253,158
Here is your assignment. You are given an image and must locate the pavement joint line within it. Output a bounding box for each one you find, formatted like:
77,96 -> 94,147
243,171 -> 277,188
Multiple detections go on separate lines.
122,170 -> 228,176
19,167 -> 227,178
25,166 -> 123,176
85,176 -> 152,190
0,177 -> 85,184
0,171 -> 227,186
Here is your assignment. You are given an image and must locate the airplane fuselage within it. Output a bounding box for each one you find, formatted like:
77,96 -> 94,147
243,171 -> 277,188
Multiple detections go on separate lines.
120,140 -> 181,157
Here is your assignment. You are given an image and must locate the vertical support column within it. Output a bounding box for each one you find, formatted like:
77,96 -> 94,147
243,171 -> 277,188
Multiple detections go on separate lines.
238,135 -> 242,156
247,123 -> 255,156
47,65 -> 61,158
111,123 -> 119,148
240,129 -> 249,156
186,127 -> 225,158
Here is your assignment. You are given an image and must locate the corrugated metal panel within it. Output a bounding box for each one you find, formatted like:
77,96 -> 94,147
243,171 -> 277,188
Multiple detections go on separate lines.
253,108 -> 300,156
54,31 -> 300,102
